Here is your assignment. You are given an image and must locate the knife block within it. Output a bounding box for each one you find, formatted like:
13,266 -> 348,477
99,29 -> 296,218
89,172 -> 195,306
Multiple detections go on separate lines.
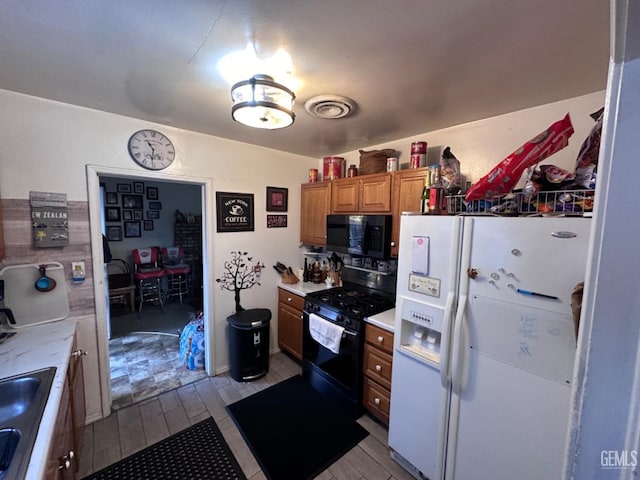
280,271 -> 299,284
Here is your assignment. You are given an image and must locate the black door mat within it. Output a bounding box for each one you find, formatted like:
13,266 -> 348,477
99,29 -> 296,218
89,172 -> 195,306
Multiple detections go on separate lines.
226,375 -> 368,480
82,417 -> 246,480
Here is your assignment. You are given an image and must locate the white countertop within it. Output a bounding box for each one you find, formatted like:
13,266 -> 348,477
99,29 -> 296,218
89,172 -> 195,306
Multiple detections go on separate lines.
366,308 -> 396,332
0,318 -> 77,480
278,281 -> 334,297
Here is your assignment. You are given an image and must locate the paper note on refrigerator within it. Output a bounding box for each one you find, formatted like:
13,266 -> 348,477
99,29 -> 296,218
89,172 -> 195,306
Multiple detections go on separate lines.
411,236 -> 429,274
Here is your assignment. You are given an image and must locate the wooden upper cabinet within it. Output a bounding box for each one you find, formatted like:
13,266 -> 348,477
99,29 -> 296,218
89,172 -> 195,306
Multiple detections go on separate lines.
360,173 -> 392,212
300,182 -> 331,246
331,178 -> 359,213
390,167 -> 429,257
330,173 -> 392,214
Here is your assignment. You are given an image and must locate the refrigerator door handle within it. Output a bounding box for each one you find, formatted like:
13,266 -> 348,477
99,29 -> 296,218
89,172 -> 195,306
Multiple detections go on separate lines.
450,292 -> 468,395
439,292 -> 455,388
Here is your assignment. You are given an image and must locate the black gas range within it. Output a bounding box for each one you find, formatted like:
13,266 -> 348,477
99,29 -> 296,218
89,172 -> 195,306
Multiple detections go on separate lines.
302,266 -> 396,418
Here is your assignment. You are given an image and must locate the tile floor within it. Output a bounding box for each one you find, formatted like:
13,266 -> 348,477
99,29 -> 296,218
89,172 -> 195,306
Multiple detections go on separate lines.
82,352 -> 415,480
109,332 -> 208,410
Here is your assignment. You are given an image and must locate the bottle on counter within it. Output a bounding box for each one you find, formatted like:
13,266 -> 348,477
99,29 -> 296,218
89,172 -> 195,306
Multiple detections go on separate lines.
420,174 -> 431,214
347,164 -> 358,177
429,166 -> 443,215
303,258 -> 309,282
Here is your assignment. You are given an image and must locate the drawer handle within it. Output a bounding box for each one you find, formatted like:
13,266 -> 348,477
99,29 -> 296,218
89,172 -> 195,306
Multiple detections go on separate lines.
375,364 -> 382,372
287,297 -> 292,302
71,349 -> 87,358
58,451 -> 75,470
374,397 -> 381,405
377,336 -> 384,343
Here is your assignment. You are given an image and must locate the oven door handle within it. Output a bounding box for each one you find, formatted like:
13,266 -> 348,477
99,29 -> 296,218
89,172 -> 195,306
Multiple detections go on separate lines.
304,310 -> 358,337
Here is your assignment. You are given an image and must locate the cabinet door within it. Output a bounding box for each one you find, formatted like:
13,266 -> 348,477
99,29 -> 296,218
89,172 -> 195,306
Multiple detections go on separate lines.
390,168 -> 429,257
278,303 -> 303,360
46,382 -> 75,480
359,173 -> 392,212
300,182 -> 331,246
69,338 -> 86,467
331,178 -> 359,213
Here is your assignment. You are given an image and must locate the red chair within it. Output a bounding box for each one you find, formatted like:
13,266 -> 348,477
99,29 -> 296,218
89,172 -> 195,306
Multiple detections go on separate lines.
132,247 -> 166,312
161,246 -> 191,304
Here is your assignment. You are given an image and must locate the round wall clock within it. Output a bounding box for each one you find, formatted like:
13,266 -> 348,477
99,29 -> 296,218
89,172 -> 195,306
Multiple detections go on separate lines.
128,129 -> 175,170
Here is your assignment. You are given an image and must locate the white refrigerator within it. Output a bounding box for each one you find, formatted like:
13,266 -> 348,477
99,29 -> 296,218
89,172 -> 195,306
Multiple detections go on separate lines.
388,214 -> 591,480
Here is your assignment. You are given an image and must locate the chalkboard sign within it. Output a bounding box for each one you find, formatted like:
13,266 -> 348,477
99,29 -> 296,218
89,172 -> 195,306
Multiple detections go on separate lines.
267,214 -> 287,228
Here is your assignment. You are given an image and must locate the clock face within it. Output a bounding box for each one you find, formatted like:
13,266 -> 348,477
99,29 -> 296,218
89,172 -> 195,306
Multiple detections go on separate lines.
128,129 -> 175,170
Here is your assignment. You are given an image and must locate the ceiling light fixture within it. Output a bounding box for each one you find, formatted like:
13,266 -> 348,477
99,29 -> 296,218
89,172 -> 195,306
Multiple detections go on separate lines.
231,74 -> 296,129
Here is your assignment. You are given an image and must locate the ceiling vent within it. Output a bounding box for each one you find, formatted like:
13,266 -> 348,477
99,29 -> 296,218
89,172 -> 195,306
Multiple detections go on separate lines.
304,95 -> 356,119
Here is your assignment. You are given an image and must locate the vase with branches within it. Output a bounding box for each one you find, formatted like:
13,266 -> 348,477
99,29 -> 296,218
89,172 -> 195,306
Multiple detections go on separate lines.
215,251 -> 265,312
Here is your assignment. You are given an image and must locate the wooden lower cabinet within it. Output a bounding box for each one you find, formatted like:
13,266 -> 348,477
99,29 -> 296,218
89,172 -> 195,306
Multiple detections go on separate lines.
277,288 -> 304,361
362,323 -> 395,425
46,333 -> 86,479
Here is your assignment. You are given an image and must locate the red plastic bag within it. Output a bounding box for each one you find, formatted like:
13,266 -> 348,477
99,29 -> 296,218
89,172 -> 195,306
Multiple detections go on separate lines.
466,114 -> 574,201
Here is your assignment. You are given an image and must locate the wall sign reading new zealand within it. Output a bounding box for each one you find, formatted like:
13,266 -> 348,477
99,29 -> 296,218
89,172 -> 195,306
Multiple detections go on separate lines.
216,191 -> 254,232
30,191 -> 69,247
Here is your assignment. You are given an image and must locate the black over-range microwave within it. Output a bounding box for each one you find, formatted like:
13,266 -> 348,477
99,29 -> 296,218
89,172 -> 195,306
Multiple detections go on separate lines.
326,214 -> 392,259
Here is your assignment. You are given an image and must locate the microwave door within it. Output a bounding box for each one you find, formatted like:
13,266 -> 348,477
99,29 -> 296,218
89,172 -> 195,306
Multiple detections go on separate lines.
348,216 -> 365,255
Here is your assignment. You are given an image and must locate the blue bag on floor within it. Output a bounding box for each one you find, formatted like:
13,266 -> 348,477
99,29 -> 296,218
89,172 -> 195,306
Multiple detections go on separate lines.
179,312 -> 205,370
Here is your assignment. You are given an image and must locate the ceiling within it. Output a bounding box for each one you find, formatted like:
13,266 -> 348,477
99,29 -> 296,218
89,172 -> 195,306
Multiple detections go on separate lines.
0,1 -> 610,159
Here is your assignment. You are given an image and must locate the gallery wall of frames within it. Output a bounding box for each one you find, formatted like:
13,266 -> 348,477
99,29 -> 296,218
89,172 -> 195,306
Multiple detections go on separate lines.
100,177 -> 201,262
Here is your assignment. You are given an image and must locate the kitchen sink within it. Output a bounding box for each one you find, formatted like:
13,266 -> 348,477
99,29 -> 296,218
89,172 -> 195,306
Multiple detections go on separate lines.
0,377 -> 41,424
0,367 -> 56,480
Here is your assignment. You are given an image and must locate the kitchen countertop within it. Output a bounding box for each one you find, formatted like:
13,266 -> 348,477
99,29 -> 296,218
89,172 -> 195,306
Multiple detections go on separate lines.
278,281 -> 334,297
0,318 -> 77,480
365,308 -> 396,332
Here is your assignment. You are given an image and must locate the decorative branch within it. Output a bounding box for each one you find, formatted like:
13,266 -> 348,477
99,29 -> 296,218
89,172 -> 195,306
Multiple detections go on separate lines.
215,251 -> 264,312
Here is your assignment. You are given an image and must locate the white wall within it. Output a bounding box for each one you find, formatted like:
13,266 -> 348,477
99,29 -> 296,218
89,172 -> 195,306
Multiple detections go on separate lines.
335,91 -> 606,188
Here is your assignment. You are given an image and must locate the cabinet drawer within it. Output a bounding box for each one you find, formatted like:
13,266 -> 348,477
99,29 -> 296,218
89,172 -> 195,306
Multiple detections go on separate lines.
363,343 -> 393,389
363,376 -> 391,425
278,288 -> 304,311
365,323 -> 394,354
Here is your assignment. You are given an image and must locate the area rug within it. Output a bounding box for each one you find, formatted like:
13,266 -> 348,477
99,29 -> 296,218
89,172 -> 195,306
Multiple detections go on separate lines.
82,417 -> 246,480
226,375 -> 368,480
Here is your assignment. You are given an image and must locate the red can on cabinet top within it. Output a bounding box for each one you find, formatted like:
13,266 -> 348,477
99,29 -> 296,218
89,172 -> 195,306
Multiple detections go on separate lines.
323,157 -> 345,180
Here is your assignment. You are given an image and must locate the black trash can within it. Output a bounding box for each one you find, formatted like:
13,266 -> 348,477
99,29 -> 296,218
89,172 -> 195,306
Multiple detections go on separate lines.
227,308 -> 271,382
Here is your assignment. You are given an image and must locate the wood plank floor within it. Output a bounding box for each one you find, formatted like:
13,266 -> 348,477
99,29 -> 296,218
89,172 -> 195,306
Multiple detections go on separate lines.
79,352 -> 415,480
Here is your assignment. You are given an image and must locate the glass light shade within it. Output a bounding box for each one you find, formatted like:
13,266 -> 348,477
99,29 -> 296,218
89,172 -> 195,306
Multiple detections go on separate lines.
231,75 -> 296,129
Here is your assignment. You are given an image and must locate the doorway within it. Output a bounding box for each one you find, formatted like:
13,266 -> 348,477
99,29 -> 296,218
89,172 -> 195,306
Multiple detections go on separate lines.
87,165 -> 215,417
101,175 -> 205,409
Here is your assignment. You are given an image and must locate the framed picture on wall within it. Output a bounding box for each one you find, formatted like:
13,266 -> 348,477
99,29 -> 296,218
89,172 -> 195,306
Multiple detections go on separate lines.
124,221 -> 141,238
122,194 -> 143,209
148,201 -> 162,210
106,225 -> 122,241
266,186 -> 288,212
143,220 -> 154,231
122,209 -> 133,221
133,209 -> 143,220
133,181 -> 144,194
146,187 -> 158,200
117,183 -> 131,193
105,192 -> 118,205
147,210 -> 160,219
216,191 -> 254,232
105,207 -> 121,222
